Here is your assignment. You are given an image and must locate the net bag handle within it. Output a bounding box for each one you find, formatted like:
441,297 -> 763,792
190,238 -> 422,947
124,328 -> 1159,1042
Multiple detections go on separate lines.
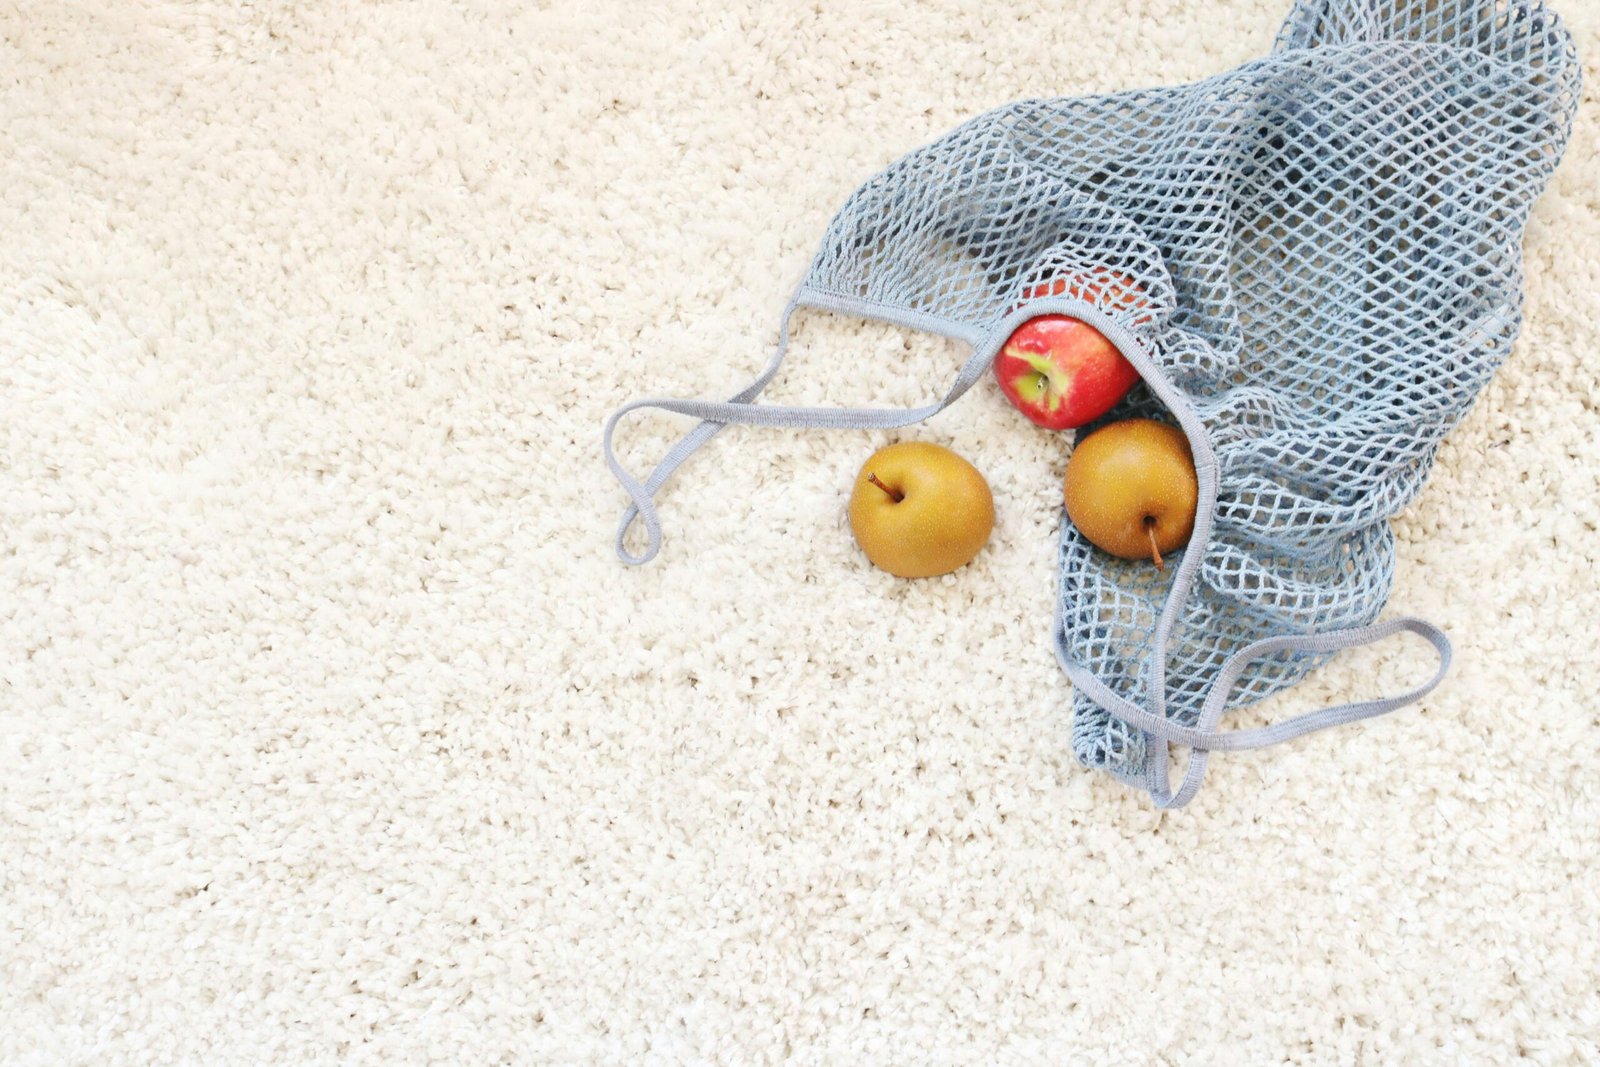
1061,617 -> 1452,807
603,290 -> 995,565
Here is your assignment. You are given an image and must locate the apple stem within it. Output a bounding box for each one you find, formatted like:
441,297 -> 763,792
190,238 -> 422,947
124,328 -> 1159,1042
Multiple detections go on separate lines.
1145,518 -> 1165,571
867,473 -> 904,503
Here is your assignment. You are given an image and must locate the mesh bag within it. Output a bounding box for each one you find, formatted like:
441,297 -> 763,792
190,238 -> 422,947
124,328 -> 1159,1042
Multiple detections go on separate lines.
604,0 -> 1581,806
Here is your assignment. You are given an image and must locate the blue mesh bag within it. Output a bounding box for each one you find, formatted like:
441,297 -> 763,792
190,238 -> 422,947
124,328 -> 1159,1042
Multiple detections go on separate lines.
604,0 -> 1581,806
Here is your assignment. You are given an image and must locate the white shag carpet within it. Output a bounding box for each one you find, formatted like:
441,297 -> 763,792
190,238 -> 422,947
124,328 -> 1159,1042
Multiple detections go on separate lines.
3,1 -> 1598,1062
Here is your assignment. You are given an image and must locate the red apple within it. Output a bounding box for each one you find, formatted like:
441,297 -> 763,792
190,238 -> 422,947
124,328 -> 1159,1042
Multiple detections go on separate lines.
993,315 -> 1140,431
993,274 -> 1146,431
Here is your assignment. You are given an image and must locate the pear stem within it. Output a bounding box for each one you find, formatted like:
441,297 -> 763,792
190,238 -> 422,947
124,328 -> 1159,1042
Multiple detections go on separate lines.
867,473 -> 904,503
1145,518 -> 1165,571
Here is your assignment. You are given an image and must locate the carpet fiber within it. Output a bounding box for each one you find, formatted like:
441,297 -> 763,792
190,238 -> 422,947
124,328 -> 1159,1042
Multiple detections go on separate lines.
3,1 -> 1598,1062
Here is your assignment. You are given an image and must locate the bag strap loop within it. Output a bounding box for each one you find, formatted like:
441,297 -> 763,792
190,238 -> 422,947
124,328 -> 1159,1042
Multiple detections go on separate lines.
603,291 -> 1000,565
1061,617 -> 1451,807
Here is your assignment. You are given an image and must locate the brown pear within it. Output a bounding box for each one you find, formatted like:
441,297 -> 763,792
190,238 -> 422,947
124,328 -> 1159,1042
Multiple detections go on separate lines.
849,441 -> 995,578
1063,419 -> 1198,569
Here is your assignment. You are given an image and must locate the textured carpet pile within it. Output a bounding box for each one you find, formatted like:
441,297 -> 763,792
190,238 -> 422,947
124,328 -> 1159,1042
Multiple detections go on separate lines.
2,1 -> 1597,1062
